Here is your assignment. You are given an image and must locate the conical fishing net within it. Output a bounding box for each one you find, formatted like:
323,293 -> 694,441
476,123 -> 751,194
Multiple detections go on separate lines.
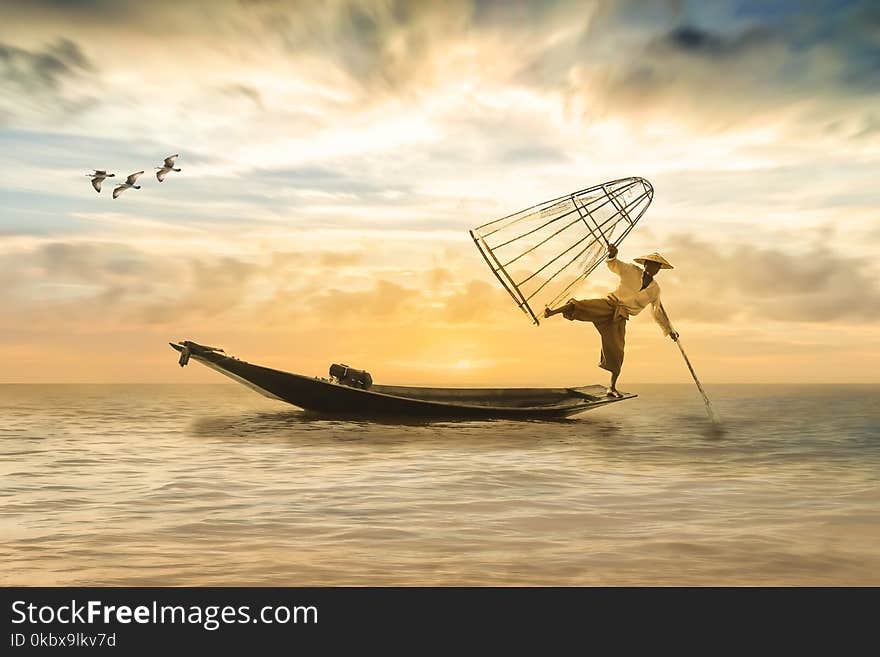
470,177 -> 654,324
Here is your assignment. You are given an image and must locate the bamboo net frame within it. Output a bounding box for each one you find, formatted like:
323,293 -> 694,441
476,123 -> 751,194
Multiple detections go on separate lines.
470,177 -> 654,325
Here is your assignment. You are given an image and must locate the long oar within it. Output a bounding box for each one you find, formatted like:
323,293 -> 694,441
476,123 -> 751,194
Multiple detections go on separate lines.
673,337 -> 718,424
661,303 -> 718,424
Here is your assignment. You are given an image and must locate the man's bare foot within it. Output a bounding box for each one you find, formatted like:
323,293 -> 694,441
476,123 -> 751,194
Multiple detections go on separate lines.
545,302 -> 573,319
606,387 -> 622,398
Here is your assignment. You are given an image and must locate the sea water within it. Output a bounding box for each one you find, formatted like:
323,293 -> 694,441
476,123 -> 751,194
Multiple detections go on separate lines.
2,384 -> 878,585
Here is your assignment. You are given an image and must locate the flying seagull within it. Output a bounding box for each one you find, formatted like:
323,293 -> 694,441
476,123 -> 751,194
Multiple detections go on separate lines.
113,171 -> 144,199
86,170 -> 115,193
156,154 -> 181,182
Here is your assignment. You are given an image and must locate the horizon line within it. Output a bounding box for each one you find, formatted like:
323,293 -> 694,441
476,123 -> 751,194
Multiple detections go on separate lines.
1,381 -> 877,386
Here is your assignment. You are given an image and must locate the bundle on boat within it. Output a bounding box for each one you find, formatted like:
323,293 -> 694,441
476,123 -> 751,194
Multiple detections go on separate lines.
469,177 -> 654,324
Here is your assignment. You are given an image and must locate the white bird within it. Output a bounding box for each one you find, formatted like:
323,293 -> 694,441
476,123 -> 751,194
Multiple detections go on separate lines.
112,171 -> 144,199
86,169 -> 115,193
155,154 -> 181,182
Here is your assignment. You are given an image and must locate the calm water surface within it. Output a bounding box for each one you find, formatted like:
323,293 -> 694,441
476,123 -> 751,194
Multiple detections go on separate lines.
2,384 -> 878,585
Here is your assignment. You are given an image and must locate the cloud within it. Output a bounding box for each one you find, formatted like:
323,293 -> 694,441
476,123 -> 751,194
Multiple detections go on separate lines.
513,1 -> 880,139
661,235 -> 880,323
0,38 -> 92,89
653,24 -> 773,58
245,0 -> 475,95
220,83 -> 265,109
2,0 -> 874,176
17,232 -> 876,339
0,38 -> 97,122
441,278 -> 510,322
0,232 -> 520,333
0,241 -> 249,327
3,1 -> 114,15
307,279 -> 419,320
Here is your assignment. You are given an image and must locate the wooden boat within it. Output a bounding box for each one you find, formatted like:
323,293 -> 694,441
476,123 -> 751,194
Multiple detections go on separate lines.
170,341 -> 636,419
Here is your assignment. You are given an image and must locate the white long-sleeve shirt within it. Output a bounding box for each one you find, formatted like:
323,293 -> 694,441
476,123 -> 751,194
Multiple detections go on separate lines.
606,257 -> 674,336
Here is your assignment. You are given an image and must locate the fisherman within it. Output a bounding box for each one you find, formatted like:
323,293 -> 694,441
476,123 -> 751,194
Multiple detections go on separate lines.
543,244 -> 678,397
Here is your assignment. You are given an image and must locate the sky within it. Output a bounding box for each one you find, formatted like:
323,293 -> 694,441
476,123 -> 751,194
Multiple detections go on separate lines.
1,0 -> 878,384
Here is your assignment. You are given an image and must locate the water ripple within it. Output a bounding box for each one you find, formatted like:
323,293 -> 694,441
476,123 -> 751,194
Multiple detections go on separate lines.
2,383 -> 879,585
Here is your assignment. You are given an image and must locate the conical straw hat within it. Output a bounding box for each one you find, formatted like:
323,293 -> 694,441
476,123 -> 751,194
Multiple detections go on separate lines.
634,252 -> 673,269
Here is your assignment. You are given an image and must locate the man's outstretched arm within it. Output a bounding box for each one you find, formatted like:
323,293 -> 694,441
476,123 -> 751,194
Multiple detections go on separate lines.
605,243 -> 634,277
651,299 -> 679,341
